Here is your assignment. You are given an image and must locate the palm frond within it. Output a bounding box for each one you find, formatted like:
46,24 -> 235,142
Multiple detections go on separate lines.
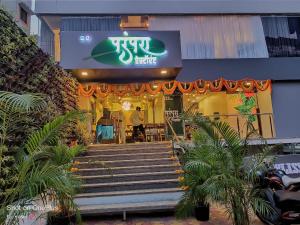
25,111 -> 84,154
176,193 -> 196,218
0,91 -> 47,112
184,160 -> 212,173
48,144 -> 85,166
176,113 -> 273,225
6,161 -> 79,206
250,195 -> 274,218
213,120 -> 242,149
192,116 -> 222,147
68,145 -> 86,159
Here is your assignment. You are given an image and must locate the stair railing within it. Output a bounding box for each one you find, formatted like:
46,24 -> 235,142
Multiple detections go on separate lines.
165,115 -> 185,157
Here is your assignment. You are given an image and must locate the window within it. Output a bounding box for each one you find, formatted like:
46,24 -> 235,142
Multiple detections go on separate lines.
262,17 -> 300,57
120,16 -> 149,29
20,7 -> 28,24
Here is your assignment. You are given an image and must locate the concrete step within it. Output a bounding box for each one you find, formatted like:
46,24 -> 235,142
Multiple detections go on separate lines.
75,188 -> 182,198
77,200 -> 178,216
75,152 -> 172,161
80,179 -> 179,193
85,146 -> 172,156
88,142 -> 171,150
75,164 -> 181,176
76,158 -> 175,169
74,142 -> 181,216
79,171 -> 179,184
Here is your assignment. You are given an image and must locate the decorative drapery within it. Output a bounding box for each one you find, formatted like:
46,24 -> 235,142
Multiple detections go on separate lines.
149,16 -> 269,59
78,78 -> 271,97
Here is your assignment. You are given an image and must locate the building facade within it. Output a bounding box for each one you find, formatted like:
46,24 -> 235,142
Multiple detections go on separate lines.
31,0 -> 300,142
0,0 -> 32,34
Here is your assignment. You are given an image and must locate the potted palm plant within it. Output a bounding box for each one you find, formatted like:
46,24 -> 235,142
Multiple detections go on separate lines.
176,128 -> 212,221
46,144 -> 84,225
176,169 -> 210,221
177,114 -> 272,225
46,173 -> 80,225
0,91 -> 85,225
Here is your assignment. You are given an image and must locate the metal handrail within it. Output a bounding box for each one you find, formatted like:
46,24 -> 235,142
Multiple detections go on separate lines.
185,112 -> 273,118
165,115 -> 181,143
165,115 -> 186,156
185,112 -> 275,138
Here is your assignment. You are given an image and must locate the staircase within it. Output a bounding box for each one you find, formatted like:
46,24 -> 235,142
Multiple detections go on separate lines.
73,142 -> 183,217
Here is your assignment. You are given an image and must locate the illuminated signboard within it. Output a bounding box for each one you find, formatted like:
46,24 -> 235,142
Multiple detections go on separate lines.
86,31 -> 167,66
60,30 -> 181,70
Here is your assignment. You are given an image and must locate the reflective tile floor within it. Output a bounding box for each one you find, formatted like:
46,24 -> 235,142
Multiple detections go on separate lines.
83,207 -> 264,225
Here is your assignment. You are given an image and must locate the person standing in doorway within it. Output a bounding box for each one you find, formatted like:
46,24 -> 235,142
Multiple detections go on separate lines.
130,106 -> 146,142
119,110 -> 126,144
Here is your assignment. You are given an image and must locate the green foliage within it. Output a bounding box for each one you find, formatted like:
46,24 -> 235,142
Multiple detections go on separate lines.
48,144 -> 85,168
73,120 -> 93,145
0,8 -> 83,224
0,92 -> 47,206
0,8 -> 79,143
176,115 -> 273,225
235,93 -> 257,123
25,111 -> 85,154
0,92 -> 86,224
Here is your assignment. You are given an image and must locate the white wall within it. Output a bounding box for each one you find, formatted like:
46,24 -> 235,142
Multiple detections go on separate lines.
149,16 -> 269,59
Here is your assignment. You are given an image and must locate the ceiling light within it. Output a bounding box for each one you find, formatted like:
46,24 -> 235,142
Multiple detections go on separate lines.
81,72 -> 88,76
122,101 -> 131,111
161,70 -> 168,75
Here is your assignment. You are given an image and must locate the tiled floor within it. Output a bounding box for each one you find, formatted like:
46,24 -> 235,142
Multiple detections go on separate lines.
83,207 -> 264,225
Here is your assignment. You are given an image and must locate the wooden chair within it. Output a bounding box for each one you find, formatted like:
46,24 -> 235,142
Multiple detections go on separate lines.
158,123 -> 166,141
146,124 -> 159,142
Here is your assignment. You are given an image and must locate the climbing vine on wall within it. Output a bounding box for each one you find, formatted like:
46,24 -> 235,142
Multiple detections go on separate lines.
0,8 -> 78,143
0,8 -> 82,203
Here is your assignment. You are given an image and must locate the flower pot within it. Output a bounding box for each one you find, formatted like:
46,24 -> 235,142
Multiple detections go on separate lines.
195,203 -> 210,221
47,212 -> 76,225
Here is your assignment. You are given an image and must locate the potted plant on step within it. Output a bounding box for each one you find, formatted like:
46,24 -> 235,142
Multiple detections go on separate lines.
176,131 -> 211,221
176,114 -> 273,225
46,144 -> 84,225
46,177 -> 80,225
0,91 -> 85,225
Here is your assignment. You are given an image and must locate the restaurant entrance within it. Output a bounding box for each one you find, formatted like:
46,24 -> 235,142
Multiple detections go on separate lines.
78,89 -> 167,144
77,78 -> 274,144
